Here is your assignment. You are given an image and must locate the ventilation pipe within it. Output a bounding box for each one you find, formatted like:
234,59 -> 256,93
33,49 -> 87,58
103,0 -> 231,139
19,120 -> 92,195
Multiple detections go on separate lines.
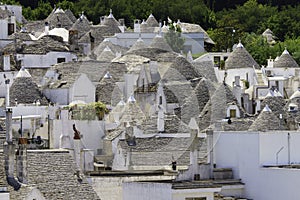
16,137 -> 28,184
4,108 -> 22,190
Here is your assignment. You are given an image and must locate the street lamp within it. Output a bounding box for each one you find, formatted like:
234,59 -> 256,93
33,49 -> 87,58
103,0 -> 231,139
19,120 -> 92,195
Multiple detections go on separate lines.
224,27 -> 235,51
232,29 -> 236,49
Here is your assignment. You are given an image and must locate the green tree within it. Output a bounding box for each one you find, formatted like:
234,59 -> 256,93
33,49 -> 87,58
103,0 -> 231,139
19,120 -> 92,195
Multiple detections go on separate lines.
24,0 -> 52,21
242,33 -> 274,65
57,0 -> 74,11
241,33 -> 300,66
164,20 -> 185,53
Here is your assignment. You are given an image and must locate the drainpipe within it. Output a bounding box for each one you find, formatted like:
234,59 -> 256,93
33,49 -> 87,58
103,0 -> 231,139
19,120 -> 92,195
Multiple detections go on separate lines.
16,137 -> 28,184
288,133 -> 291,165
5,78 -> 10,108
206,128 -> 214,179
4,108 -> 21,190
73,124 -> 81,170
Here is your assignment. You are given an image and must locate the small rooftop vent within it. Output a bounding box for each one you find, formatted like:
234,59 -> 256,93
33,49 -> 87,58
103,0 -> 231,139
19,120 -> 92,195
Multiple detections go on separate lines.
104,71 -> 112,79
127,95 -> 136,103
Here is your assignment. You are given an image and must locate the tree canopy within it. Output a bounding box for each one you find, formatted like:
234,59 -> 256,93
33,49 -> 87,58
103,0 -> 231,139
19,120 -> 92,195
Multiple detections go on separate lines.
3,0 -> 300,65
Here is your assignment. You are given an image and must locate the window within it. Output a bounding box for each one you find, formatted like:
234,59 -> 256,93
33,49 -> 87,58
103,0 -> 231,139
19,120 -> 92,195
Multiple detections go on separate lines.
57,57 -> 66,63
214,56 -> 221,67
230,109 -> 236,118
159,96 -> 162,105
186,198 -> 206,200
8,23 -> 14,35
275,81 -> 279,89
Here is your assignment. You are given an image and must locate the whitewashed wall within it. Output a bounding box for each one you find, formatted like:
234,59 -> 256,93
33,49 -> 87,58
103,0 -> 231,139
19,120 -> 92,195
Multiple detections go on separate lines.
122,181 -> 217,200
172,188 -> 216,200
52,118 -> 105,154
17,52 -> 77,68
91,175 -> 175,200
259,131 -> 300,165
69,74 -> 95,103
123,182 -> 172,200
43,88 -> 69,105
182,33 -> 205,54
225,68 -> 256,87
214,131 -> 300,200
267,68 -> 295,77
0,20 -> 8,39
11,105 -> 48,133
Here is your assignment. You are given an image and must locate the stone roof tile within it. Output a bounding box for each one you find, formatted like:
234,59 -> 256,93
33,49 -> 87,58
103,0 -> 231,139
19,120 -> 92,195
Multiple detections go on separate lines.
0,150 -> 100,200
225,42 -> 260,70
273,49 -> 299,68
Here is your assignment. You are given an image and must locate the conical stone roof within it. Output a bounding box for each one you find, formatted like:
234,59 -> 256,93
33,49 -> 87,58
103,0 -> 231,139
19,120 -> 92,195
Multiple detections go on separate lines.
145,14 -> 159,27
249,105 -> 287,131
65,9 -> 77,23
225,42 -> 260,69
96,75 -> 117,104
262,28 -> 276,44
128,38 -> 147,52
93,38 -> 128,56
273,49 -> 299,68
45,8 -> 73,29
261,95 -> 286,120
192,60 -> 218,83
150,35 -> 172,52
163,55 -> 200,81
10,74 -> 48,106
120,101 -> 146,126
96,46 -> 116,62
70,13 -> 91,38
180,78 -> 216,124
101,10 -> 121,34
198,83 -> 240,131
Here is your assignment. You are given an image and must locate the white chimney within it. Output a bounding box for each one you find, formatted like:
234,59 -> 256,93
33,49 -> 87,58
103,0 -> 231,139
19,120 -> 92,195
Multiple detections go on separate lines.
267,58 -> 274,68
124,74 -> 135,100
206,128 -> 214,179
189,128 -> 198,173
59,109 -> 71,149
3,55 -> 10,71
150,61 -> 158,73
134,19 -> 141,33
5,108 -> 13,142
4,76 -> 10,108
45,22 -> 49,35
186,50 -> 193,63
